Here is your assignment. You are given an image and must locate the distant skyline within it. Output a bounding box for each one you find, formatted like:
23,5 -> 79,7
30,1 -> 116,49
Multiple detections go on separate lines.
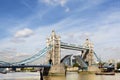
0,0 -> 120,62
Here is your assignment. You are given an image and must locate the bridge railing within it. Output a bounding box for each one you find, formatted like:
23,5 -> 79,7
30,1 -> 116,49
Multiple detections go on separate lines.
12,45 -> 53,65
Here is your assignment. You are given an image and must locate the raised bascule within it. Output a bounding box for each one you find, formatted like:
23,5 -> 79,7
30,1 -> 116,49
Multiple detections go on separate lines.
0,30 -> 100,75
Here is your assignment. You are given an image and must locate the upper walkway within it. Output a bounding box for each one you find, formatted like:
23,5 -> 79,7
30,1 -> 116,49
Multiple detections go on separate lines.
61,42 -> 89,51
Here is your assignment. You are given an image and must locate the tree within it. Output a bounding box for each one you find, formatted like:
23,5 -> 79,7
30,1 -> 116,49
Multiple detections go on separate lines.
117,62 -> 120,69
73,63 -> 79,67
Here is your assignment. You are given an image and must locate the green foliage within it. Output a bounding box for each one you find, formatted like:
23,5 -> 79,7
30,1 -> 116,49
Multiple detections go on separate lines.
64,65 -> 68,69
73,63 -> 79,67
98,62 -> 106,68
117,62 -> 120,69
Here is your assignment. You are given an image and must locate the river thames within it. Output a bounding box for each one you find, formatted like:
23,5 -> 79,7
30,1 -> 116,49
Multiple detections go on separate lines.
0,72 -> 120,80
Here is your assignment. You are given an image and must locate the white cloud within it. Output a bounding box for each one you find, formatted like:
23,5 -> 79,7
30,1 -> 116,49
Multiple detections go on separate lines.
41,0 -> 67,6
59,0 -> 67,7
65,7 -> 70,12
14,28 -> 34,38
41,0 -> 69,12
11,38 -> 26,43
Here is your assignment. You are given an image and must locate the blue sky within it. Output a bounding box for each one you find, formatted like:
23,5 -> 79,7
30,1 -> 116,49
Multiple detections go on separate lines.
0,0 -> 120,63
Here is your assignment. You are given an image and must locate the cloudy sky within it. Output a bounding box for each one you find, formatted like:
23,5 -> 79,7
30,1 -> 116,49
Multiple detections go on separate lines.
0,0 -> 120,63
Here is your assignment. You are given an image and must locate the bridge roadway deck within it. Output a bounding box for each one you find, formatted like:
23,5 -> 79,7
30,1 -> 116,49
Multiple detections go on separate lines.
0,65 -> 50,68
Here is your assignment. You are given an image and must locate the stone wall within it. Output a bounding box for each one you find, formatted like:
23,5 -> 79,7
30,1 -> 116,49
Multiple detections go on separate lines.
49,64 -> 65,75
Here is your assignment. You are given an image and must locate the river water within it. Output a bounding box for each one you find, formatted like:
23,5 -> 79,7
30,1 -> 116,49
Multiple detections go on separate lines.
0,72 -> 120,80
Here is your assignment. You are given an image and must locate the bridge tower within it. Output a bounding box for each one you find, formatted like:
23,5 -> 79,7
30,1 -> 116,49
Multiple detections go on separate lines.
46,30 -> 65,75
83,38 -> 94,66
46,30 -> 61,65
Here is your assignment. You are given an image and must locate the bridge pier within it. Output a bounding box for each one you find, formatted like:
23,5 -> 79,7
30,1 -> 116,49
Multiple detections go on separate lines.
49,64 -> 65,75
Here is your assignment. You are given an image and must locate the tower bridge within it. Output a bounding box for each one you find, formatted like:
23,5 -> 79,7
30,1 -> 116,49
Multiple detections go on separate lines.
0,30 -> 100,74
